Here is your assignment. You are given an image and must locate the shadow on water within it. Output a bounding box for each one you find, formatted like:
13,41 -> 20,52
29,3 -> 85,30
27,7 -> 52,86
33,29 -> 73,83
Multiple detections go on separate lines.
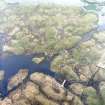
0,54 -> 56,96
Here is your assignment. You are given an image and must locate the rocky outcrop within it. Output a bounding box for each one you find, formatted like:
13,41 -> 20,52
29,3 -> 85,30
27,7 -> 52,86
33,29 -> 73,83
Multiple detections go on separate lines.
8,69 -> 28,91
0,70 -> 105,105
0,98 -> 12,105
0,72 -> 84,105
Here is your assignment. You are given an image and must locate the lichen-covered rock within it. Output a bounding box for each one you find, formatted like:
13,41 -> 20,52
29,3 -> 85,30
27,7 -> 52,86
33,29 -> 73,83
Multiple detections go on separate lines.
8,69 -> 28,91
72,96 -> 83,105
1,72 -> 84,105
83,87 -> 101,105
77,65 -> 92,81
51,52 -> 79,80
94,31 -> 105,43
69,83 -> 85,95
23,82 -> 59,105
1,71 -> 105,105
0,98 -> 12,105
94,68 -> 105,81
30,72 -> 74,102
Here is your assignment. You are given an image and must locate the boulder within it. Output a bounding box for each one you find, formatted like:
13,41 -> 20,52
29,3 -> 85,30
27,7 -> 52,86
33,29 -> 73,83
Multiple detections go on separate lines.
32,57 -> 45,64
94,68 -> 105,81
6,72 -> 81,105
69,83 -> 85,95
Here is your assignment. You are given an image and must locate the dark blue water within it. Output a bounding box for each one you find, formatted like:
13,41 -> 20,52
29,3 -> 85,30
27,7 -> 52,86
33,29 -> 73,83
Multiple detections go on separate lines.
0,54 -> 56,96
